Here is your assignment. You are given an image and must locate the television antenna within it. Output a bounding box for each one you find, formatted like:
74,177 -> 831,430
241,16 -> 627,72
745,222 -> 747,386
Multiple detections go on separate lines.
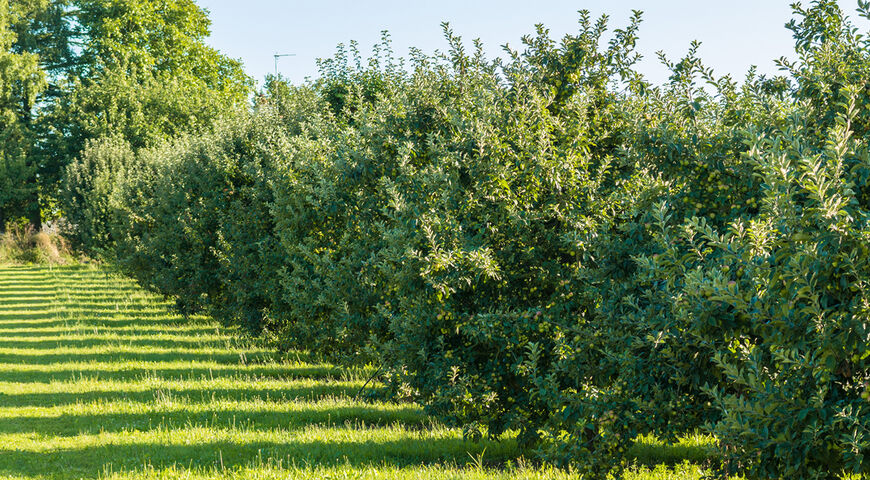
274,53 -> 296,75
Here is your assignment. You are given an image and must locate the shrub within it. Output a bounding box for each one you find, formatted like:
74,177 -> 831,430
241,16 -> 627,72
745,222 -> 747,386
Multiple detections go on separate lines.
110,102 -> 331,331
62,135 -> 135,255
642,3 -> 870,476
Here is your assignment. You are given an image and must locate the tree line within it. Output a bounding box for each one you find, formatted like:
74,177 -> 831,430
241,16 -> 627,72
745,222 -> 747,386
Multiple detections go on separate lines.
0,0 -> 250,229
7,0 -> 870,478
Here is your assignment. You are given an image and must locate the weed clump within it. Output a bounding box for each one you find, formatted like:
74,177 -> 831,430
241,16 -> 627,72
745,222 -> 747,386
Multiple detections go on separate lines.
0,220 -> 72,265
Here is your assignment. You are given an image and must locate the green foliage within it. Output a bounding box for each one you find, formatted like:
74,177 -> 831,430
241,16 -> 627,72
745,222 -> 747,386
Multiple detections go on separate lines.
47,0 -> 252,150
639,3 -> 870,476
67,2 -> 870,478
61,134 -> 132,252
1,0 -> 252,226
0,0 -> 45,227
109,108 -> 315,332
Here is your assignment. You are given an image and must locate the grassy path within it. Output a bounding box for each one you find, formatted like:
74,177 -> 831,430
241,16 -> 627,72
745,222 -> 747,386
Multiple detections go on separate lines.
0,264 -> 706,479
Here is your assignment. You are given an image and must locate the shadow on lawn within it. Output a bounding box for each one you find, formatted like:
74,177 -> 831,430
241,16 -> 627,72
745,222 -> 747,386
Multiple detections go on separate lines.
0,337 -> 243,349
0,435 -> 516,480
0,404 -> 427,436
0,326 -> 224,337
0,363 -> 340,383
0,381 -> 367,408
0,349 -> 271,365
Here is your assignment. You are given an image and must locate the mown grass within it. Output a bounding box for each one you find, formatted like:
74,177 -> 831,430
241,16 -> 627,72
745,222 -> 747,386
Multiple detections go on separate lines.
0,264 -> 717,479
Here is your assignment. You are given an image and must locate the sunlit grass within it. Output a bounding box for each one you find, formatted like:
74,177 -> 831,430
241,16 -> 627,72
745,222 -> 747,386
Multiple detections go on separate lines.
0,264 -> 718,479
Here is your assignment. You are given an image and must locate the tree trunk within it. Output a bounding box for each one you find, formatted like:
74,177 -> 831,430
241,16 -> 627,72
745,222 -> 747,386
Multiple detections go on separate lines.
26,191 -> 41,231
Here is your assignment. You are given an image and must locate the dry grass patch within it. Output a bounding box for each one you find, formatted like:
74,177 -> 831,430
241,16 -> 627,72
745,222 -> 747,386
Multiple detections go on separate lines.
0,222 -> 72,265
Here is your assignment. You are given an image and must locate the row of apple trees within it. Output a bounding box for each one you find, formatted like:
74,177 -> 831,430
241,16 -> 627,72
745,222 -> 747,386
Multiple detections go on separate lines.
64,2 -> 870,478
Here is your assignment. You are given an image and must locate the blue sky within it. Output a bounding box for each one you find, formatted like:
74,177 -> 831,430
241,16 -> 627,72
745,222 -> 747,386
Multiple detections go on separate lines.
197,1 -> 861,88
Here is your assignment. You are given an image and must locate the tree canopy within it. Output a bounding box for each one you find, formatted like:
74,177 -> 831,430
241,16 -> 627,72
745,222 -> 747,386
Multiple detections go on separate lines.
0,0 -> 46,227
0,0 -> 252,228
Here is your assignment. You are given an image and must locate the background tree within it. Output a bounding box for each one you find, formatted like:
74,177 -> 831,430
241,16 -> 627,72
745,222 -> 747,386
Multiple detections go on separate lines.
0,0 -> 46,229
2,0 -> 252,227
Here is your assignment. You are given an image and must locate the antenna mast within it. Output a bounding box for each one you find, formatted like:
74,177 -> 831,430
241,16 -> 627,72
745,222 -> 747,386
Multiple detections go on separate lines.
274,53 -> 296,75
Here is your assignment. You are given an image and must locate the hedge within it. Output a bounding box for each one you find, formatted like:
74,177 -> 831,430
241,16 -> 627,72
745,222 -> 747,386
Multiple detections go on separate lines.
63,2 -> 870,477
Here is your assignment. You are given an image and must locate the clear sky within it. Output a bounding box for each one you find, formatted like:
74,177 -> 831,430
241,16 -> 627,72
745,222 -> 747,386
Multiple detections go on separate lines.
196,1 -> 862,88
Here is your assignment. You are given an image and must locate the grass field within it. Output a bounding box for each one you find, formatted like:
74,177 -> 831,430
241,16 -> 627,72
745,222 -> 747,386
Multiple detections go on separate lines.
0,264 -> 714,479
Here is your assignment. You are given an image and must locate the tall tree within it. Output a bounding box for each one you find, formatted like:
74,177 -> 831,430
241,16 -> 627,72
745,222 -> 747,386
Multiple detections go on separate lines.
0,0 -> 46,229
2,0 -> 252,226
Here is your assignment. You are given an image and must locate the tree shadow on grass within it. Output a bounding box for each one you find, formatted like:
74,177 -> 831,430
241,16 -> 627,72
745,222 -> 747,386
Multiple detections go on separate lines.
0,266 -> 717,477
0,291 -> 52,298
0,350 -> 270,365
0,326 -> 224,338
0,312 -> 57,322
0,382 -> 367,408
0,435 -> 519,480
0,317 -> 206,330
0,363 -> 341,383
56,302 -> 175,312
0,321 -> 74,330
0,337 -> 243,350
0,404 -> 427,437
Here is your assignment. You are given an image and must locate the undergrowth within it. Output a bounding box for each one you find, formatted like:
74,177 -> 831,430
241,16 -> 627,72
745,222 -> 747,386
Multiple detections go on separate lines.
0,220 -> 74,265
